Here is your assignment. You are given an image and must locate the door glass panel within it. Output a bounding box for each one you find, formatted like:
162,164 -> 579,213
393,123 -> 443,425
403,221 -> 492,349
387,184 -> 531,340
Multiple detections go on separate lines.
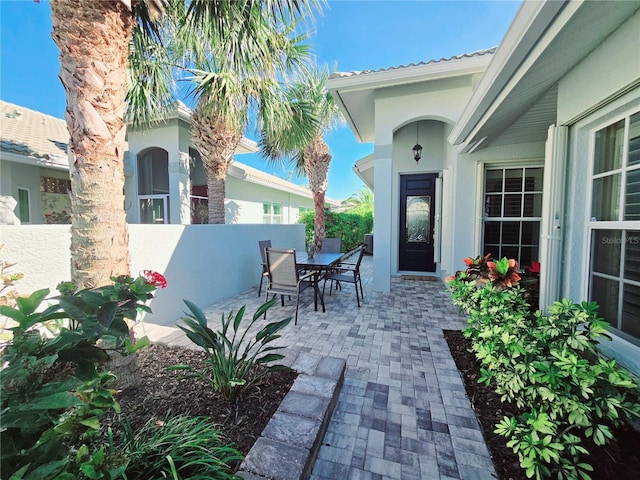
590,276 -> 619,326
591,174 -> 620,221
406,195 -> 430,243
624,231 -> 640,282
485,170 -> 503,192
504,168 -> 523,192
593,119 -> 624,174
484,194 -> 502,216
591,229 -> 621,276
629,112 -> 640,166
523,193 -> 543,216
524,168 -> 543,191
140,198 -> 166,224
624,168 -> 640,221
622,283 -> 640,338
503,194 -> 522,217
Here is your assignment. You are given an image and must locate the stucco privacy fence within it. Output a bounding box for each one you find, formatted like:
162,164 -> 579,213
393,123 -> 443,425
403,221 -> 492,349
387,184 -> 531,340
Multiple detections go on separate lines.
0,224 -> 305,326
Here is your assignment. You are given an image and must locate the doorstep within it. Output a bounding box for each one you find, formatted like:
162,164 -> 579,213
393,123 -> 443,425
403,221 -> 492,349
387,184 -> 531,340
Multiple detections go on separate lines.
237,352 -> 346,480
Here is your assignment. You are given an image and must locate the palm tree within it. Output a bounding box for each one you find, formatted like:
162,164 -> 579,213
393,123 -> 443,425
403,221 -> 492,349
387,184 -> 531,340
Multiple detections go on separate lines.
50,0 -> 164,288
259,66 -> 343,251
342,187 -> 374,215
128,1 -> 319,224
50,0 -> 319,284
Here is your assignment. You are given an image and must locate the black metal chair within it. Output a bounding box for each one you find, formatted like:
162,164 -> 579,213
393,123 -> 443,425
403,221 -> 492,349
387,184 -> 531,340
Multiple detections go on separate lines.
257,239 -> 271,297
264,248 -> 324,324
323,245 -> 365,307
321,237 -> 341,253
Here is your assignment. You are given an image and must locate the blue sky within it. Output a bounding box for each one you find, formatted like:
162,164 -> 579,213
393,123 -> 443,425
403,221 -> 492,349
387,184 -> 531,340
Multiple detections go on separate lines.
0,0 -> 522,200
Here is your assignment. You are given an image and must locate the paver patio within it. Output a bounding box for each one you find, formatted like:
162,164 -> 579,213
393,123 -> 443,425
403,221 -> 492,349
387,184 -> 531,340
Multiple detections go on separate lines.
136,254 -> 497,480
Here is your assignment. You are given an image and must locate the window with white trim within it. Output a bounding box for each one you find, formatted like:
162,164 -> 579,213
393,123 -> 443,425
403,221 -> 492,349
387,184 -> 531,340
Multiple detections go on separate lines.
589,110 -> 640,344
17,188 -> 30,223
137,148 -> 169,224
263,202 -> 282,224
482,166 -> 543,268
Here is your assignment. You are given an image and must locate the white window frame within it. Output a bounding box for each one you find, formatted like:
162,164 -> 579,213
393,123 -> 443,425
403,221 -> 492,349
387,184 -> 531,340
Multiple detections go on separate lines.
587,107 -> 640,345
481,164 -> 544,268
17,187 -> 31,224
263,201 -> 282,224
139,195 -> 168,224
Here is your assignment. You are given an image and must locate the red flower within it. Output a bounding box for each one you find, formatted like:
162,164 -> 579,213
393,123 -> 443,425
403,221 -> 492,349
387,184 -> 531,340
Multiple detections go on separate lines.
526,261 -> 541,274
141,270 -> 167,289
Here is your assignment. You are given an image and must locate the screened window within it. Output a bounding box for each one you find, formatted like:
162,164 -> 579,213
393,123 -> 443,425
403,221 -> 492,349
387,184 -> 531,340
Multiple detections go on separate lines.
482,166 -> 543,268
263,202 -> 282,224
589,111 -> 640,343
137,148 -> 169,224
17,188 -> 30,223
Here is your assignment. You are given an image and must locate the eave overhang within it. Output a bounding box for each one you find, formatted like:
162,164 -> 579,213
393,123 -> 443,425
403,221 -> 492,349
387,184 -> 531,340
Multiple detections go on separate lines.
449,0 -> 640,153
328,51 -> 495,143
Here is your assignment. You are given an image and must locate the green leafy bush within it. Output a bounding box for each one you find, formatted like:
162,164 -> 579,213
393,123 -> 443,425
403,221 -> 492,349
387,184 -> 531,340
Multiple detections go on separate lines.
447,260 -> 640,480
116,415 -> 241,479
299,210 -> 373,252
0,272 -> 163,479
172,298 -> 291,402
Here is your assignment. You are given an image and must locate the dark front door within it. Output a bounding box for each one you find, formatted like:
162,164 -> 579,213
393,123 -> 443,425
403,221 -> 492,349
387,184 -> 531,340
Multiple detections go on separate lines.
399,173 -> 437,272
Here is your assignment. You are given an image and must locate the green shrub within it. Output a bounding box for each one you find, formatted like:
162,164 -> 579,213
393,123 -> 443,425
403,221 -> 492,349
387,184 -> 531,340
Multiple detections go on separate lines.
171,298 -> 291,402
447,260 -> 640,480
0,273 -> 163,479
299,210 -> 373,252
116,415 -> 241,479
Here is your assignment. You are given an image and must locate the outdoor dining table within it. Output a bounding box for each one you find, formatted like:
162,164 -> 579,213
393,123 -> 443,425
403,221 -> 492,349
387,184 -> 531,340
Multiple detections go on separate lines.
295,251 -> 344,311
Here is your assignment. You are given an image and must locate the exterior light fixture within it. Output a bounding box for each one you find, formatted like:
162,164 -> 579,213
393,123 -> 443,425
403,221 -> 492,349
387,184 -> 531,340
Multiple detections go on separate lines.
412,122 -> 422,163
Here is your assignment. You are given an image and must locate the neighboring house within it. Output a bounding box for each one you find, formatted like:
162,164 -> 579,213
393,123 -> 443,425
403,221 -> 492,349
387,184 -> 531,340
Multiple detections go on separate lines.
1,100 -> 337,225
328,0 -> 640,374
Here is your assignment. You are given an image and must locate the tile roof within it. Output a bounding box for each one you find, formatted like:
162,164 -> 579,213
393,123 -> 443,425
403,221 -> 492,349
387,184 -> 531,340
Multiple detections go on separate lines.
329,48 -> 497,79
0,100 -> 68,162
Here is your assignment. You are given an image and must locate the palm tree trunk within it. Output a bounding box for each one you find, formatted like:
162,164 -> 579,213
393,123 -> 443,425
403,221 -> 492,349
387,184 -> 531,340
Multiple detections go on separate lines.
207,176 -> 227,223
304,135 -> 331,251
51,0 -> 132,289
191,103 -> 241,224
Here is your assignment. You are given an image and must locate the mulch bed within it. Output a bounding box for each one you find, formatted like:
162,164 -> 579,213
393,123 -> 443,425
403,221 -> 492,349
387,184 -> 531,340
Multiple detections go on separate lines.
443,329 -> 640,480
103,344 -> 297,460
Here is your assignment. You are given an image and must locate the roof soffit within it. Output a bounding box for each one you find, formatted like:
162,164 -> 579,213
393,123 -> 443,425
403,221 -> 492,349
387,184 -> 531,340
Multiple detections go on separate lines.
451,0 -> 640,152
328,52 -> 494,143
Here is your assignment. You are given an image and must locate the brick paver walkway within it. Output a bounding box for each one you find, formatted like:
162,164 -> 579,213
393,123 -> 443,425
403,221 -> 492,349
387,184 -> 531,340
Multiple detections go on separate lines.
136,255 -> 496,480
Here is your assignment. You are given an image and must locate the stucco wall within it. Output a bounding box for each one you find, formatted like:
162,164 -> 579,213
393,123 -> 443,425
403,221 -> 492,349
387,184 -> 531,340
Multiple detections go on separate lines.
0,224 -> 305,327
0,163 -> 71,224
225,175 -> 313,224
370,74 -> 478,289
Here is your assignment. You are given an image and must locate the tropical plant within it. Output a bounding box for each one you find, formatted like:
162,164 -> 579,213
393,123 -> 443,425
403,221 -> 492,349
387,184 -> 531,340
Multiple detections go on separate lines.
260,66 -> 343,250
49,0 -> 165,289
172,297 -> 291,402
116,415 -> 242,479
341,187 -> 373,215
0,270 -> 163,479
49,0 -> 320,286
446,259 -> 640,480
299,209 -> 373,253
487,256 -> 521,289
127,0 -> 321,224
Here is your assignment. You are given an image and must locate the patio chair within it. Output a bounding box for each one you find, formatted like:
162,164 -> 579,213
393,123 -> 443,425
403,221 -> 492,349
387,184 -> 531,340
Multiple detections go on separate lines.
321,237 -> 341,253
323,245 -> 365,307
264,248 -> 324,324
257,240 -> 271,297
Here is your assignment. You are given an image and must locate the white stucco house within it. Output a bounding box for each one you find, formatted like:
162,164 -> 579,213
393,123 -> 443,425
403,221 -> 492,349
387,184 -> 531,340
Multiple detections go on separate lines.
328,0 -> 640,374
0,99 -> 337,226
